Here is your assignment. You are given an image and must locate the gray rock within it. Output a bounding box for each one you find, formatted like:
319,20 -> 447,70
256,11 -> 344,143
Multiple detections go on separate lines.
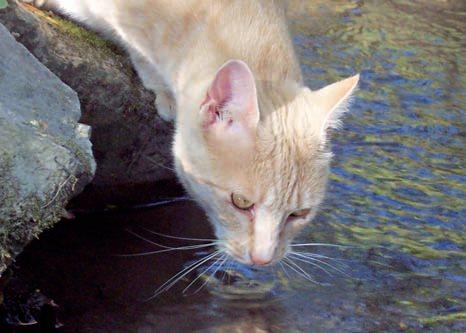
0,1 -> 175,206
0,22 -> 95,274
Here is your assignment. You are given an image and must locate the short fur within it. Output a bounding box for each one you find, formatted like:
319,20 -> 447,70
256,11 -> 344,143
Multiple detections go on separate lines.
33,0 -> 359,265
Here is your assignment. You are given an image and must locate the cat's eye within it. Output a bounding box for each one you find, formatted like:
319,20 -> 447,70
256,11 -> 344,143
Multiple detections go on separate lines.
290,209 -> 310,217
231,193 -> 254,210
287,208 -> 311,222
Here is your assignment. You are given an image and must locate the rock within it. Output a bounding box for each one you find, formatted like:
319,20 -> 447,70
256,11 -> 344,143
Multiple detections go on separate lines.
0,1 -> 175,205
0,22 -> 95,274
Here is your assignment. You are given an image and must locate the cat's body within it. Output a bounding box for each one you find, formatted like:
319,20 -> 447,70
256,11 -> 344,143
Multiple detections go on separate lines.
30,0 -> 359,265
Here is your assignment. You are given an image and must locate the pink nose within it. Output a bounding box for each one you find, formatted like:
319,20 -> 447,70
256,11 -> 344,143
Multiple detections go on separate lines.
250,253 -> 272,266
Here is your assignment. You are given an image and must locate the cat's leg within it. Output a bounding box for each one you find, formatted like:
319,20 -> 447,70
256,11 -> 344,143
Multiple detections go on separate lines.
20,0 -> 112,35
22,0 -> 176,121
20,0 -> 65,12
129,52 -> 176,122
20,0 -> 50,8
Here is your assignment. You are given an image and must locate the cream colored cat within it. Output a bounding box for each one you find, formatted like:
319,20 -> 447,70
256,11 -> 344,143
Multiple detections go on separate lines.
29,0 -> 359,266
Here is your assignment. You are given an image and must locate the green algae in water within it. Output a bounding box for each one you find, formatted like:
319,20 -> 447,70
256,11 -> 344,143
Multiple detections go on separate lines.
3,0 -> 466,332
419,312 -> 466,325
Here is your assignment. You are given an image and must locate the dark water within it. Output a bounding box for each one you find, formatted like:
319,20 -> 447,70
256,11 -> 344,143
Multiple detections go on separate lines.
3,0 -> 465,332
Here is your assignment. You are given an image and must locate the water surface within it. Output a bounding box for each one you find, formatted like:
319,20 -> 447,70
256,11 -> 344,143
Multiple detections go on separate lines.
4,1 -> 465,332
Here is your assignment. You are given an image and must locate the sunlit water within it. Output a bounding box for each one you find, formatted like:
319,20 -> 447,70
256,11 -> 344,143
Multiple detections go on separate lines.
4,1 -> 465,332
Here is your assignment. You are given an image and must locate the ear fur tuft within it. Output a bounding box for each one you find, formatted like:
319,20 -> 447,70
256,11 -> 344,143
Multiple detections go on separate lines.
314,74 -> 359,131
200,59 -> 259,132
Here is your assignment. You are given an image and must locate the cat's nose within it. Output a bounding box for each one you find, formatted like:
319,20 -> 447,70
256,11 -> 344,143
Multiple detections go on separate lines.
250,253 -> 272,266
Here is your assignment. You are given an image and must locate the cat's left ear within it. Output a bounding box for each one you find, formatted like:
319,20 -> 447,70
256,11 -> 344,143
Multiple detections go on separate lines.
311,74 -> 360,131
200,60 -> 259,140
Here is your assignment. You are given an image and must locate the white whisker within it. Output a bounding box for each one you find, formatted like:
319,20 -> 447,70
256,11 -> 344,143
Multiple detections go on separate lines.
189,254 -> 228,295
278,260 -> 291,279
290,252 -> 351,278
126,229 -> 181,249
117,242 -> 218,257
143,155 -> 177,173
288,253 -> 333,276
291,251 -> 350,270
291,243 -> 349,248
140,227 -> 217,242
182,253 -> 225,294
282,257 -> 321,285
128,197 -> 192,210
292,251 -> 350,265
118,229 -> 218,257
221,257 -> 232,282
147,250 -> 222,300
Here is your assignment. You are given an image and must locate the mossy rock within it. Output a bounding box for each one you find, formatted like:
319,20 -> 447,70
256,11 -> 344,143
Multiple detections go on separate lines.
0,21 -> 95,275
0,1 -> 175,207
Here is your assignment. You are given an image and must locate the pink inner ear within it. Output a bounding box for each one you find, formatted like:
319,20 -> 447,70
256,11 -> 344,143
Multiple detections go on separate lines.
201,60 -> 259,130
208,67 -> 234,107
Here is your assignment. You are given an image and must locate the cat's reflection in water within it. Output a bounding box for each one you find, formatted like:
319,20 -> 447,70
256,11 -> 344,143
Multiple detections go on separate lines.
137,299 -> 287,333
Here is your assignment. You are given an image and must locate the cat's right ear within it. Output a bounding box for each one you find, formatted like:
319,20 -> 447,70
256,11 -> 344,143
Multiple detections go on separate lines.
200,60 -> 259,143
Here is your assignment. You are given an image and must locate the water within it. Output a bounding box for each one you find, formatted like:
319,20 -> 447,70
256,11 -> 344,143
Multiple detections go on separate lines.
3,0 -> 465,332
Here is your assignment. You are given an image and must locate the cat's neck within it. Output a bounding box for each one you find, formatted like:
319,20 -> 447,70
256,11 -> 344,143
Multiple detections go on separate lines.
165,4 -> 302,105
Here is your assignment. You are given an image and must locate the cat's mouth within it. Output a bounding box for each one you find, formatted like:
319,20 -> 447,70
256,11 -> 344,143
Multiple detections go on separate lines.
221,243 -> 255,266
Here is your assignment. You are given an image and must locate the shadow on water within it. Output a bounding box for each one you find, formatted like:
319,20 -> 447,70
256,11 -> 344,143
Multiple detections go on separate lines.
2,0 -> 466,332
0,195 -> 392,332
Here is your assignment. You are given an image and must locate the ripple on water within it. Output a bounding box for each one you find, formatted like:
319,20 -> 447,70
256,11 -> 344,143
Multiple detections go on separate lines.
3,1 -> 465,332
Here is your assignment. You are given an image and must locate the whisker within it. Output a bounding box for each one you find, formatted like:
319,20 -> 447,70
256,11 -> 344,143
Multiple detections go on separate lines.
127,197 -> 192,210
225,258 -> 236,284
143,155 -> 177,172
220,257 -> 232,282
282,257 -> 321,285
147,258 -> 207,301
182,253 -> 225,294
164,252 -> 224,294
116,243 -> 218,257
282,259 -> 312,283
288,253 -> 333,277
117,229 -> 218,257
292,251 -> 351,265
147,250 -> 222,300
278,261 -> 291,279
140,227 -> 217,242
189,254 -> 228,295
291,243 -> 349,248
291,252 -> 351,273
290,252 -> 352,278
126,229 -> 179,249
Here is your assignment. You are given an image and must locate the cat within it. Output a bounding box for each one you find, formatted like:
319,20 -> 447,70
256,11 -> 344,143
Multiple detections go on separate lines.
25,0 -> 359,266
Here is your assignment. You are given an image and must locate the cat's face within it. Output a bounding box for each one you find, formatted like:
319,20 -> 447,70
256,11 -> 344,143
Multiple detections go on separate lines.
175,60 -> 358,265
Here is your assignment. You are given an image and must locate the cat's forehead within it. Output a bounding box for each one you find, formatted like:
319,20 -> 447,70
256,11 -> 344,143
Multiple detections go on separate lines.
253,156 -> 328,210
251,120 -> 330,210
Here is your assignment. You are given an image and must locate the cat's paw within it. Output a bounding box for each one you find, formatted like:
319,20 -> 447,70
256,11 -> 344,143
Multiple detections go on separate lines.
155,91 -> 176,122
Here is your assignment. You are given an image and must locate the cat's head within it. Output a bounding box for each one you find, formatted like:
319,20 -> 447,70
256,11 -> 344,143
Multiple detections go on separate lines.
174,60 -> 358,265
